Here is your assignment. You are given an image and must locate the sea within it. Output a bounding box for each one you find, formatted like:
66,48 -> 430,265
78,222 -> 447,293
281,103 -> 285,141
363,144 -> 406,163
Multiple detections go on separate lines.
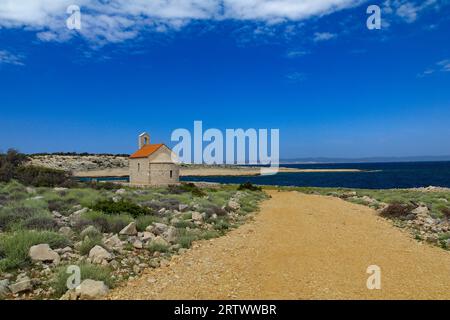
78,161 -> 450,190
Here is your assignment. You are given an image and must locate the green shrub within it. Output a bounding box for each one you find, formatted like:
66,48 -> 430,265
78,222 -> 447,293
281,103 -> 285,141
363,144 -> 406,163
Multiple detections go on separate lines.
136,215 -> 161,231
22,216 -> 57,231
167,183 -> 206,197
0,230 -> 70,271
79,236 -> 103,256
53,263 -> 113,296
238,182 -> 262,192
380,203 -> 415,218
91,200 -> 152,217
147,242 -> 169,253
440,207 -> 450,219
198,230 -> 220,240
81,211 -> 133,234
15,165 -> 74,188
213,219 -> 230,231
176,229 -> 196,248
0,203 -> 50,231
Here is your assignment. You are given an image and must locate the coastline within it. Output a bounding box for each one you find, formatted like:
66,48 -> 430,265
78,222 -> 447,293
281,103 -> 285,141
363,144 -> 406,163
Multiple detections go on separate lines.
74,166 -> 361,178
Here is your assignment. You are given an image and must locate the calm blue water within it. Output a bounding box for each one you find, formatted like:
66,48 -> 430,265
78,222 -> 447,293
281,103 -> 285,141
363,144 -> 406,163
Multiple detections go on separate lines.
183,162 -> 450,189
76,162 -> 450,189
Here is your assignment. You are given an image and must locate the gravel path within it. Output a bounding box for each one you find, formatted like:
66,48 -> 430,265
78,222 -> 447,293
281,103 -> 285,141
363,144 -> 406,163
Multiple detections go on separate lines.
108,191 -> 450,300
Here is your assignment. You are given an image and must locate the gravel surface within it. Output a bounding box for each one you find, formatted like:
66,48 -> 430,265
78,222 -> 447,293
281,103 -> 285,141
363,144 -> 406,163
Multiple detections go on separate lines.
108,191 -> 450,300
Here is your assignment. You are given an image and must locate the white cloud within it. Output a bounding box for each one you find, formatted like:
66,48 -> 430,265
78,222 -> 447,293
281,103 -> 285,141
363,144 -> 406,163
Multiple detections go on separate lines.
285,50 -> 310,58
384,0 -> 438,24
313,32 -> 337,42
0,0 -> 364,45
286,71 -> 307,82
0,50 -> 24,66
418,59 -> 450,77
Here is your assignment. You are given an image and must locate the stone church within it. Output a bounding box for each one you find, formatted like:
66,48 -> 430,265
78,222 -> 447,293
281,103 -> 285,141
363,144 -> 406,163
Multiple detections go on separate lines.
129,132 -> 179,186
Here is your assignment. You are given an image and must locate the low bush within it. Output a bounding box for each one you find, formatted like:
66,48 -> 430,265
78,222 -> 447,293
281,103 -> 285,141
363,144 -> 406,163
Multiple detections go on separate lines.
238,182 -> 262,192
91,199 -> 152,218
440,207 -> 450,219
82,211 -> 133,234
167,183 -> 206,197
81,181 -> 122,191
15,165 -> 74,188
380,203 -> 415,218
177,231 -> 197,249
0,230 -> 70,271
79,235 -> 103,256
147,242 -> 169,253
22,216 -> 57,231
136,215 -> 161,231
53,263 -> 113,297
0,204 -> 50,231
213,219 -> 230,231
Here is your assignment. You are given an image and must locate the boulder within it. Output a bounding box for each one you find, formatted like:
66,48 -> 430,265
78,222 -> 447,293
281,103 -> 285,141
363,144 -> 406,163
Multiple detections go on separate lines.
411,206 -> 429,216
179,204 -> 189,212
162,226 -> 178,243
73,208 -> 89,216
148,223 -> 168,235
133,240 -> 143,249
29,244 -> 60,264
139,232 -> 155,242
103,234 -> 123,250
59,226 -> 74,237
191,211 -> 203,222
119,222 -> 138,236
89,245 -> 113,264
227,199 -> 240,211
0,279 -> 10,298
9,275 -> 32,294
75,279 -> 109,300
150,236 -> 169,248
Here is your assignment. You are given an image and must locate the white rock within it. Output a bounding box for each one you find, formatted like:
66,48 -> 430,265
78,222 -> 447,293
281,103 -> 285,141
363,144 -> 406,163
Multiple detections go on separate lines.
115,188 -> 126,195
59,226 -> 73,237
9,276 -> 32,294
73,208 -> 89,216
133,240 -> 143,249
89,245 -> 113,264
119,222 -> 138,236
179,204 -> 189,212
227,199 -> 240,211
148,223 -> 168,235
0,279 -> 10,298
162,226 -> 178,243
150,236 -> 169,248
29,244 -> 60,264
103,234 -> 123,250
140,232 -> 155,242
75,279 -> 109,300
191,211 -> 203,222
412,206 -> 429,216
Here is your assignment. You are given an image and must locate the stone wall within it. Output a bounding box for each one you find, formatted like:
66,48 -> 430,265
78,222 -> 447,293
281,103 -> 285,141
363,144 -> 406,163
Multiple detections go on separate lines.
149,163 -> 180,185
129,158 -> 150,185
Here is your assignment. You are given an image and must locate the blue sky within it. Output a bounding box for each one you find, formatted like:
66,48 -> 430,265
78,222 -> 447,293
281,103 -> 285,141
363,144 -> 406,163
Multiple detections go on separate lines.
0,0 -> 449,158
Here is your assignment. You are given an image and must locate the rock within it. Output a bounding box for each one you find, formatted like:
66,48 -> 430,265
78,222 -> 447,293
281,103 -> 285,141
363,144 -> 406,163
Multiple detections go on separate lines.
227,199 -> 240,211
162,226 -> 177,243
0,279 -> 10,298
425,234 -> 439,245
89,245 -> 113,264
112,196 -> 121,203
150,236 -> 169,248
411,206 -> 429,216
54,187 -> 68,192
191,211 -> 203,222
29,244 -> 60,264
26,187 -> 36,194
75,279 -> 109,300
59,226 -> 74,237
404,214 -> 416,221
119,222 -> 138,236
148,223 -> 168,235
133,265 -> 141,274
103,234 -> 123,250
115,188 -> 126,195
179,204 -> 189,212
73,208 -> 89,216
158,208 -> 166,215
361,196 -> 376,204
9,275 -> 32,294
133,240 -> 143,249
53,211 -> 63,218
80,225 -> 99,239
139,232 -> 155,242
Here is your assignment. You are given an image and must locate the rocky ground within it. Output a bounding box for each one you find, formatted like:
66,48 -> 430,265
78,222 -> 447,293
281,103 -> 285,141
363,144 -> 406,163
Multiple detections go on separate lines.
0,181 -> 266,300
29,155 -> 128,173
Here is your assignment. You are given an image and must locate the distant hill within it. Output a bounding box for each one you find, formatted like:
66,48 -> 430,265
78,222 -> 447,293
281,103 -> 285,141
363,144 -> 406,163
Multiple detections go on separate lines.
281,156 -> 450,164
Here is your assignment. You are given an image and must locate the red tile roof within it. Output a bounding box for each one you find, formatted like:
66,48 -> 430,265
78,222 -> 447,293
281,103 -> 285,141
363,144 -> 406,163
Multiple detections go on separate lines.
129,144 -> 164,159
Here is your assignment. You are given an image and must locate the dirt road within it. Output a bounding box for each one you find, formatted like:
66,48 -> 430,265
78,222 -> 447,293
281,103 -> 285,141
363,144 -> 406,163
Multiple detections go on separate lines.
109,191 -> 450,300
